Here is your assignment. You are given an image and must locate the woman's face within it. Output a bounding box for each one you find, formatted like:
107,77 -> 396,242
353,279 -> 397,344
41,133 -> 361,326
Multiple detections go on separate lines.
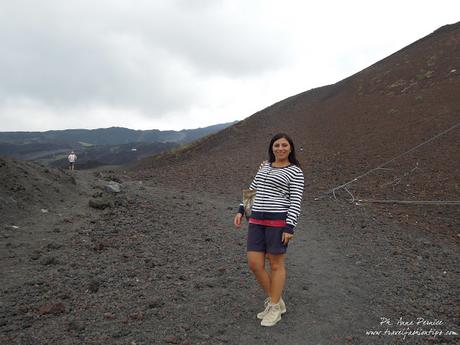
272,137 -> 291,161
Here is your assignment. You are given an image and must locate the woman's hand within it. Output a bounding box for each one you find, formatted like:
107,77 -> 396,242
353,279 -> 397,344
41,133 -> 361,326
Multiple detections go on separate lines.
282,232 -> 293,245
234,213 -> 243,228
259,160 -> 268,170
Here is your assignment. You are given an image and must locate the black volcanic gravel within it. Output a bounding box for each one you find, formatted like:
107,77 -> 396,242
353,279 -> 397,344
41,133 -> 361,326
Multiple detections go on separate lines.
1,169 -> 458,345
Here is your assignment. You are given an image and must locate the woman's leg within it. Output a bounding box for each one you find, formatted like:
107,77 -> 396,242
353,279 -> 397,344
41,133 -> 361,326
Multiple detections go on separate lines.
247,251 -> 271,296
266,253 -> 286,304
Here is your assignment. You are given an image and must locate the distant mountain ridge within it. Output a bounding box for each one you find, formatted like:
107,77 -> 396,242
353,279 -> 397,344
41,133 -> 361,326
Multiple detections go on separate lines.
0,122 -> 237,146
0,121 -> 237,168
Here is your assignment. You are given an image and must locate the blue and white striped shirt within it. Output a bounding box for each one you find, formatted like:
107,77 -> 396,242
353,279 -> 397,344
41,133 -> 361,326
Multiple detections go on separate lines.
239,162 -> 304,233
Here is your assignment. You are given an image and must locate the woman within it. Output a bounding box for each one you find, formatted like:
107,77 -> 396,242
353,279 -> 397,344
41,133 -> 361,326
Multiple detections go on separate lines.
234,133 -> 304,327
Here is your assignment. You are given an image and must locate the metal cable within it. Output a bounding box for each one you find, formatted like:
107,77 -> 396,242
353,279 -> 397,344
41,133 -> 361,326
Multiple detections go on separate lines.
318,121 -> 460,199
356,199 -> 460,205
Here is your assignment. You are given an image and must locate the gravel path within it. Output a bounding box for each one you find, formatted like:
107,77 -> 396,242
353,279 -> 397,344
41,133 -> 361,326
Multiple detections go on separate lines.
1,170 -> 458,345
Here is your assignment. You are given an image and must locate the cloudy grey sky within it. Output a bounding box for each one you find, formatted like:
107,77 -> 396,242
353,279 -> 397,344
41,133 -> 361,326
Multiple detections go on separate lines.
1,0 -> 459,131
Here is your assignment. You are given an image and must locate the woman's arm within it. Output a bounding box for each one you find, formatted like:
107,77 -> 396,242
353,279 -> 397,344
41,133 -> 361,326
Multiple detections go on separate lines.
284,168 -> 305,234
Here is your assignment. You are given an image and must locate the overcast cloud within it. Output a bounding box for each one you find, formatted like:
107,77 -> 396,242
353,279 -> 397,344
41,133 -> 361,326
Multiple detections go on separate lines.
0,0 -> 459,131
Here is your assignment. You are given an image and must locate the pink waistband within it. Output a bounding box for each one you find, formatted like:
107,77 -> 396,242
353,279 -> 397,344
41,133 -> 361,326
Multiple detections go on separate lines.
248,218 -> 287,227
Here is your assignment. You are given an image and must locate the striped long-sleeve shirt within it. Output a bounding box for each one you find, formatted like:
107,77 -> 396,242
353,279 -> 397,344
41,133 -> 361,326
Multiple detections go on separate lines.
239,162 -> 304,234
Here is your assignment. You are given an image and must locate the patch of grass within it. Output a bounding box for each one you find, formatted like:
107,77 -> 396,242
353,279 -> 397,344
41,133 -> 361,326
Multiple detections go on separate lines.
388,79 -> 406,89
416,70 -> 434,80
424,70 -> 434,78
427,55 -> 437,67
387,108 -> 399,115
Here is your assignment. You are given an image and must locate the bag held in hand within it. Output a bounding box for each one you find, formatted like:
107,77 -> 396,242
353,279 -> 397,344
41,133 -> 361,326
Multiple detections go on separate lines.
242,189 -> 257,220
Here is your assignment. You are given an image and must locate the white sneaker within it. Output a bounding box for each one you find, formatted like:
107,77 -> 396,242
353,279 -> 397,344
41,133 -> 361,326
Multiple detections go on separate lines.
261,302 -> 282,326
257,297 -> 286,319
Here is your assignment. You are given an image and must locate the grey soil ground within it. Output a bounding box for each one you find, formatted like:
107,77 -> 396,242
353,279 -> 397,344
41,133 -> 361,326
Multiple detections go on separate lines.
1,169 -> 458,345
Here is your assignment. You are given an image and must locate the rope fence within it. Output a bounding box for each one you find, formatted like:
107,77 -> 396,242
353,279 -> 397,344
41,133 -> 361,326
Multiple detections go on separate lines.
316,120 -> 460,205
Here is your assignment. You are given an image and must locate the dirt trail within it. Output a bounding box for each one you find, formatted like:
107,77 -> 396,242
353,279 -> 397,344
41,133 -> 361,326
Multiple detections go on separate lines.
1,170 -> 458,345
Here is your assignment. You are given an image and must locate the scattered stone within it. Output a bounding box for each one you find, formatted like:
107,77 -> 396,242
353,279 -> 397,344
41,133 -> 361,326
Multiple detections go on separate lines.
105,181 -> 122,193
45,242 -> 62,251
148,297 -> 164,308
165,335 -> 179,344
21,313 -> 34,329
93,242 -> 106,251
40,256 -> 59,265
38,302 -> 65,315
17,304 -> 30,314
30,250 -> 41,260
130,311 -> 145,321
112,329 -> 131,338
197,333 -> 211,340
89,197 -> 114,209
87,279 -> 101,293
40,209 -> 49,213
178,323 -> 191,332
59,292 -> 71,300
216,335 -> 229,343
104,312 -> 116,320
67,319 -> 85,332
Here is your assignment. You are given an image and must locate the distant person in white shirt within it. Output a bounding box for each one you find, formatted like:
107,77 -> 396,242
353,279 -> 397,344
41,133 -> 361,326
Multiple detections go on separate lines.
68,151 -> 77,171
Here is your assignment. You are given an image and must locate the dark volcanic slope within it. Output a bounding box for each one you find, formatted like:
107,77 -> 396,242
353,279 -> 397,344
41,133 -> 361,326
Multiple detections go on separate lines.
133,23 -> 460,238
0,157 -> 77,224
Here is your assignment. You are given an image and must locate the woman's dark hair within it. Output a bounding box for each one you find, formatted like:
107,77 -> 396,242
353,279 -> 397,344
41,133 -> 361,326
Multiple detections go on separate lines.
268,133 -> 301,167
